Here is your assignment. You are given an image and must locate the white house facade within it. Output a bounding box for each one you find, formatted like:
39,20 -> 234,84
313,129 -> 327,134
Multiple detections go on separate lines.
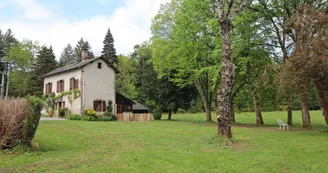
42,51 -> 118,116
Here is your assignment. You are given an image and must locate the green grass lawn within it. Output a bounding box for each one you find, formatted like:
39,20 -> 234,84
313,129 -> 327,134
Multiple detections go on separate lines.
1,111 -> 328,173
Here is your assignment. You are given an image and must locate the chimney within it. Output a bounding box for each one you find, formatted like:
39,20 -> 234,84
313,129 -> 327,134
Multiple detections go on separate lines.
82,49 -> 88,61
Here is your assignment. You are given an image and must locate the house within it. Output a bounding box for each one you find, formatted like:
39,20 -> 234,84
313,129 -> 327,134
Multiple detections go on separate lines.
42,50 -> 119,115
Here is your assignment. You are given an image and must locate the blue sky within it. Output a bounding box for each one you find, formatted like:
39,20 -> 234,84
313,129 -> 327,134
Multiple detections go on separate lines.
0,0 -> 169,58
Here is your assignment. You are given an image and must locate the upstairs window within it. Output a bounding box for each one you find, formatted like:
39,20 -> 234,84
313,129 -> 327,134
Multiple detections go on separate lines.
45,82 -> 52,94
57,80 -> 65,93
69,78 -> 79,91
98,62 -> 102,69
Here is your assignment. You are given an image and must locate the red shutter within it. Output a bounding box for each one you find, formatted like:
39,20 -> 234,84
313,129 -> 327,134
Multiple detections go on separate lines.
70,78 -> 72,90
75,79 -> 79,89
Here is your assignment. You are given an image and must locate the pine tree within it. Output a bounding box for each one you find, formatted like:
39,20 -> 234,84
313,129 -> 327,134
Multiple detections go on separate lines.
101,28 -> 118,64
31,46 -> 57,95
73,38 -> 94,64
59,44 -> 74,67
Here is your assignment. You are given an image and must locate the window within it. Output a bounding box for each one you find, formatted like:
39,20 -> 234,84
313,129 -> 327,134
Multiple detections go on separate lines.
57,80 -> 65,93
69,78 -> 79,90
45,82 -> 52,94
98,62 -> 102,69
93,100 -> 106,112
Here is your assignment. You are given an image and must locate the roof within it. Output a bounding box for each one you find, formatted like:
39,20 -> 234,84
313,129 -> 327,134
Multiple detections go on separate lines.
116,92 -> 135,105
42,56 -> 119,77
115,92 -> 150,111
133,101 -> 150,111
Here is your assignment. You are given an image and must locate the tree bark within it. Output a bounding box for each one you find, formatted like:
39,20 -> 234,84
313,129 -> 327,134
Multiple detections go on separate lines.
300,89 -> 311,128
217,20 -> 234,139
246,62 -> 264,125
168,110 -> 172,120
230,98 -> 235,123
314,80 -> 328,125
195,78 -> 212,122
287,108 -> 293,126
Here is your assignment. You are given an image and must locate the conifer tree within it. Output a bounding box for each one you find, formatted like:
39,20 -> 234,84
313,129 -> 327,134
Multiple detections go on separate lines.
101,28 -> 118,64
73,38 -> 94,64
59,44 -> 74,67
30,46 -> 57,95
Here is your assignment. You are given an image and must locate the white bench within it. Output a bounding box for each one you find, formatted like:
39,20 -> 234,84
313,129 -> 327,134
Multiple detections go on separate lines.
277,119 -> 289,130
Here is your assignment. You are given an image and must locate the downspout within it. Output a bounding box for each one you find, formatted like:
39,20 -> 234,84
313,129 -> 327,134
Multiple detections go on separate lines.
80,69 -> 85,116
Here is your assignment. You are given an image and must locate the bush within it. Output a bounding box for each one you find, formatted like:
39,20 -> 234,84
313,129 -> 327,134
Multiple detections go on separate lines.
67,114 -> 81,120
0,96 -> 43,149
96,116 -> 112,121
83,115 -> 97,121
112,115 -> 118,121
59,107 -> 69,118
85,109 -> 96,116
153,113 -> 162,120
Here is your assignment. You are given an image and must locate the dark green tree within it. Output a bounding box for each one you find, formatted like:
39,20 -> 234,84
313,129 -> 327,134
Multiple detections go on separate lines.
73,38 -> 94,64
101,28 -> 118,64
59,44 -> 74,67
30,46 -> 57,95
134,43 -> 196,120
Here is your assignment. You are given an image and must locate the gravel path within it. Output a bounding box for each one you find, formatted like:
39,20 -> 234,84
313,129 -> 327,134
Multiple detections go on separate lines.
40,117 -> 66,121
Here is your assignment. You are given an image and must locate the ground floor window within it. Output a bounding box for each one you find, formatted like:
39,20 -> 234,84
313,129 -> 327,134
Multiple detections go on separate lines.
94,100 -> 105,112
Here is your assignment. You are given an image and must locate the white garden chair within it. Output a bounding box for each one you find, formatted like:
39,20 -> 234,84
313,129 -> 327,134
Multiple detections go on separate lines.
277,119 -> 289,130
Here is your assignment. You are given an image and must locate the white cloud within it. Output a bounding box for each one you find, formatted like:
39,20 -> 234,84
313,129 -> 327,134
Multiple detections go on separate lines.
0,0 -> 170,59
10,0 -> 53,20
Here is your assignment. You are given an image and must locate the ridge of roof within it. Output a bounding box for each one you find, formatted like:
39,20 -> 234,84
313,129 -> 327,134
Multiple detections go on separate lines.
42,56 -> 119,77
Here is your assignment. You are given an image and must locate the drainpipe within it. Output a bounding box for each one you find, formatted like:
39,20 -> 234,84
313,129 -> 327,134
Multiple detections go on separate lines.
80,69 -> 85,116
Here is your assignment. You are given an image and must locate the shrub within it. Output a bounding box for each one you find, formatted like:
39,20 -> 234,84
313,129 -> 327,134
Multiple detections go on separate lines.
59,107 -> 69,118
85,109 -> 96,116
67,114 -> 81,120
112,115 -> 118,121
0,96 -> 43,149
96,116 -> 112,121
153,113 -> 162,120
83,115 -> 97,121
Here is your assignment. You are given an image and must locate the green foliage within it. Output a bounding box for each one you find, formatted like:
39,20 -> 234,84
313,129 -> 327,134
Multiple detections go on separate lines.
116,55 -> 138,99
59,44 -> 74,67
30,46 -> 57,96
152,112 -> 162,120
59,107 -> 69,118
103,100 -> 113,117
22,95 -> 43,146
73,38 -> 94,64
101,28 -> 118,64
96,116 -> 112,121
111,115 -> 118,121
83,115 -> 97,121
67,114 -> 81,120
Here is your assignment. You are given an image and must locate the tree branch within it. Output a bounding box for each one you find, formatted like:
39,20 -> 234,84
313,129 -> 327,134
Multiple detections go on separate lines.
230,0 -> 249,19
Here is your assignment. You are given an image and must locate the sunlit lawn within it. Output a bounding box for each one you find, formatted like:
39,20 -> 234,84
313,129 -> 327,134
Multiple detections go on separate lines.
1,111 -> 327,173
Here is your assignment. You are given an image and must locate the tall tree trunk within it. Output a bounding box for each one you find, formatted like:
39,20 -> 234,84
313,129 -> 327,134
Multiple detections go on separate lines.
300,88 -> 311,128
196,79 -> 212,122
314,80 -> 328,125
168,110 -> 172,120
5,63 -> 10,97
217,20 -> 234,139
230,98 -> 235,123
246,62 -> 264,125
287,108 -> 293,126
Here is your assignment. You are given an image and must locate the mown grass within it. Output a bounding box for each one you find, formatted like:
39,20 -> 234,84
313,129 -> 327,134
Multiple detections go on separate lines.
1,111 -> 328,173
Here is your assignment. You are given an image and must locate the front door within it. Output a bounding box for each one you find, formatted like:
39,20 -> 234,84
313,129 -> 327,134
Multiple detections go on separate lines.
117,104 -> 123,114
